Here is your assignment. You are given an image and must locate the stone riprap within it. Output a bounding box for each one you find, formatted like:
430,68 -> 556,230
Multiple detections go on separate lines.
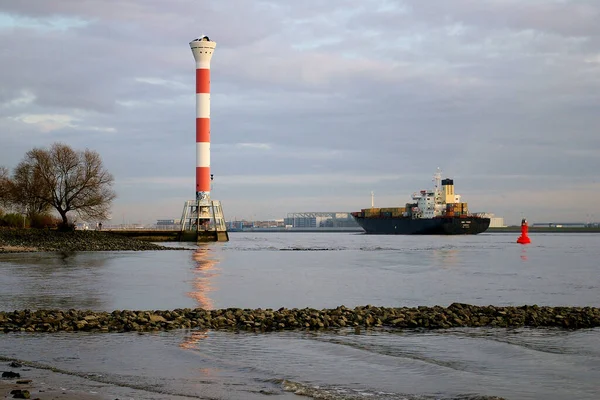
1,304 -> 599,333
0,229 -> 184,252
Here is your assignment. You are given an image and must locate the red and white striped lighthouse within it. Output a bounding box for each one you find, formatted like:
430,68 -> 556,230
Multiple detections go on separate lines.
180,35 -> 228,241
190,35 -> 216,202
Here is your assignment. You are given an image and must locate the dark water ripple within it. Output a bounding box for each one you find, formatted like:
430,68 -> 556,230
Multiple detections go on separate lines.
1,232 -> 600,399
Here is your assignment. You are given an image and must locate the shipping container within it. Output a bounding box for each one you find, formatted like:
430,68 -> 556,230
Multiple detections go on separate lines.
377,207 -> 405,217
392,207 -> 406,217
363,207 -> 381,216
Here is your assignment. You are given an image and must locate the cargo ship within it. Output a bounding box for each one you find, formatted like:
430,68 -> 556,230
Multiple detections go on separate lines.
351,170 -> 490,235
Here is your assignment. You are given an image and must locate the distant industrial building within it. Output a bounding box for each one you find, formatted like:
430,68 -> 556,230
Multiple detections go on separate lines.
155,219 -> 181,229
478,213 -> 506,228
284,212 -> 360,228
532,222 -> 591,228
490,215 -> 506,228
156,219 -> 177,226
227,220 -> 254,230
226,219 -> 285,230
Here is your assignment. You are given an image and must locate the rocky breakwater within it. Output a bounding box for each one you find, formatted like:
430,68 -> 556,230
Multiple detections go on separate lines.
1,304 -> 599,333
0,228 -> 185,253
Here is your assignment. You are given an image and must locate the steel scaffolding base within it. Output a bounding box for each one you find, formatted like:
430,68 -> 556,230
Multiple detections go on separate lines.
180,199 -> 229,242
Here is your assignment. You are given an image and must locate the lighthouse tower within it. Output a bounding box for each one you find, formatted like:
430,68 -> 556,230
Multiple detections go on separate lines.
191,35 -> 214,202
180,35 -> 228,242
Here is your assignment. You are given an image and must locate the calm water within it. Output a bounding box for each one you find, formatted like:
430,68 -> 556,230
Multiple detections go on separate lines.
1,232 -> 599,399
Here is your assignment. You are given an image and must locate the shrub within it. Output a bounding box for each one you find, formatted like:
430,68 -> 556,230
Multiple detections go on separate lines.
0,213 -> 26,228
30,213 -> 60,229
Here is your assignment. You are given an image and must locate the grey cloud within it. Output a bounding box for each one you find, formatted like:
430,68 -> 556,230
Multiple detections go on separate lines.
1,0 -> 599,223
409,0 -> 600,38
1,0 -> 283,47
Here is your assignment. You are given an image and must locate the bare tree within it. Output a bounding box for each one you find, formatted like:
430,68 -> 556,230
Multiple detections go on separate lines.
5,161 -> 52,217
0,166 -> 9,207
18,143 -> 116,227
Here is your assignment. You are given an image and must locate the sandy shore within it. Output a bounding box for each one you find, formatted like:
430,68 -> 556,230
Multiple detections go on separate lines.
1,365 -> 113,400
0,245 -> 38,253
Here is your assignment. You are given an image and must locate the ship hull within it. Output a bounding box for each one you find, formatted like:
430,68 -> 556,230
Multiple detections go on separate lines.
353,216 -> 490,235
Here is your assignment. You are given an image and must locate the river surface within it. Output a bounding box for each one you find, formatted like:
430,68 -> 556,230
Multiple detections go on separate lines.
1,232 -> 599,399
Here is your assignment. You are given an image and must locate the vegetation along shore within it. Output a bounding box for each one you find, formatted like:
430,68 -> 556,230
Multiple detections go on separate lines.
1,304 -> 599,333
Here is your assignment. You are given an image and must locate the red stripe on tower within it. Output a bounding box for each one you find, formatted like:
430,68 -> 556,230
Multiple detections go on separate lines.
196,69 -> 210,94
196,118 -> 210,143
190,36 -> 216,202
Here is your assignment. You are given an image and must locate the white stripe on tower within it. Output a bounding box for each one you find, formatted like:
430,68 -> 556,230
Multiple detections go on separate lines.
190,36 -> 216,201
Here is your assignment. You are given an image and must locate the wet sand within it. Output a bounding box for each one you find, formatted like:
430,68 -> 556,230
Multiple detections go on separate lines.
0,245 -> 38,253
1,366 -> 112,400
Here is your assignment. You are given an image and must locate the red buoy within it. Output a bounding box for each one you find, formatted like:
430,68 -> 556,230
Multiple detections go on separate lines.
517,218 -> 531,244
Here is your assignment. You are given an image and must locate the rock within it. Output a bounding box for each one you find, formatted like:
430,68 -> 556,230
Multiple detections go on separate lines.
75,320 -> 88,330
16,380 -> 32,384
149,314 -> 166,323
2,371 -> 20,378
8,362 -> 22,368
1,305 -> 599,333
0,228 -> 189,253
10,389 -> 31,398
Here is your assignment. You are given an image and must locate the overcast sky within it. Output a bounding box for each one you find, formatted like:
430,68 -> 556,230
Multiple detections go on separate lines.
1,0 -> 599,225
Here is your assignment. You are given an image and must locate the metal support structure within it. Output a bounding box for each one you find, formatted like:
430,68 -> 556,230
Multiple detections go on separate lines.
180,199 -> 229,242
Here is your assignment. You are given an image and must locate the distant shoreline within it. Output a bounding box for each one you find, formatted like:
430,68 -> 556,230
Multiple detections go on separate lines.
228,227 -> 600,233
229,227 -> 365,233
2,227 -> 597,252
487,226 -> 600,233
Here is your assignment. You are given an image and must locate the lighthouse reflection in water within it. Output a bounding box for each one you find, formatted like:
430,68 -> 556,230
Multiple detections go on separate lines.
180,247 -> 220,349
188,247 -> 219,310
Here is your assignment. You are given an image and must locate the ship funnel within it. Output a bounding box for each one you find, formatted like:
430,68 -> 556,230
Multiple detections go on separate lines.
442,178 -> 455,204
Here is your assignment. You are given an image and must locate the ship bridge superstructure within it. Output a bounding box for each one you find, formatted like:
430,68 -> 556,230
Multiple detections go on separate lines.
409,169 -> 464,219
